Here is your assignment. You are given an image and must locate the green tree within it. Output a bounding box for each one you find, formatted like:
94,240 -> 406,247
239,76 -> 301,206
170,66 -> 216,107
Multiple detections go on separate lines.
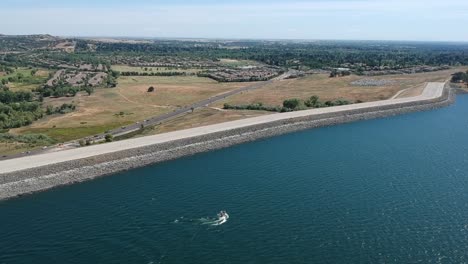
84,86 -> 94,96
46,105 -> 54,115
305,95 -> 319,107
451,72 -> 467,83
283,98 -> 302,110
105,134 -> 113,142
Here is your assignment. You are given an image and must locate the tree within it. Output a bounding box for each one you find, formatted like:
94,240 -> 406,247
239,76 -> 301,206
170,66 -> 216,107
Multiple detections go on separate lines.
451,72 -> 467,83
305,95 -> 319,107
341,70 -> 351,76
84,86 -> 94,96
147,86 -> 155,92
105,134 -> 113,142
46,105 -> 54,115
283,98 -> 302,110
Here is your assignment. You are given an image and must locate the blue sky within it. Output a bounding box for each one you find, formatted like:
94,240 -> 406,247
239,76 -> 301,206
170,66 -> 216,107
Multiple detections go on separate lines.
1,0 -> 467,41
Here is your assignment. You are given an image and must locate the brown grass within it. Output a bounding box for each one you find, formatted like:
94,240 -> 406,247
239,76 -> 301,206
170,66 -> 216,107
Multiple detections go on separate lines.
140,107 -> 268,136
8,68 -> 465,144
12,76 -> 252,142
215,69 -> 462,107
0,142 -> 31,156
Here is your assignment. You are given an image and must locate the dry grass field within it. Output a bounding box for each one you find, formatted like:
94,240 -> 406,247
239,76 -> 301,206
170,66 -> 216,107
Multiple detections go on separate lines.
140,107 -> 268,136
0,142 -> 32,156
8,68 -> 464,146
215,69 -> 460,108
12,76 -> 252,142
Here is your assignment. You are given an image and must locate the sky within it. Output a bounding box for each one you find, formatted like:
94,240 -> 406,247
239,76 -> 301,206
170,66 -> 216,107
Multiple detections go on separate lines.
1,0 -> 467,42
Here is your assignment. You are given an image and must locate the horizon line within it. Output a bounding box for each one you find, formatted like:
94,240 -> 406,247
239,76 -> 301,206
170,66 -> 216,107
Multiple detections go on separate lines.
2,33 -> 468,44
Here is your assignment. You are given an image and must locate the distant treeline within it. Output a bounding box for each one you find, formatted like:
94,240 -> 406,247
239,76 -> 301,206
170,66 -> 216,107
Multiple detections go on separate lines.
83,41 -> 468,69
3,36 -> 468,70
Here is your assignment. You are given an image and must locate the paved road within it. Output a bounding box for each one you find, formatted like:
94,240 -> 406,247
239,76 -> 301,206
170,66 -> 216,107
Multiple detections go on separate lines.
0,73 -> 291,160
0,82 -> 446,173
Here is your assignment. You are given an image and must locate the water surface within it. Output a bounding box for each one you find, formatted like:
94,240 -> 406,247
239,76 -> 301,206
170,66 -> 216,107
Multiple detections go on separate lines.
1,96 -> 468,263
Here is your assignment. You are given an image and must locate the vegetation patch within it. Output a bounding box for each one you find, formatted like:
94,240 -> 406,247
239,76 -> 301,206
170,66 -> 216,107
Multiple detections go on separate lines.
0,133 -> 56,155
0,86 -> 43,129
451,71 -> 468,87
0,133 -> 55,145
224,96 -> 353,113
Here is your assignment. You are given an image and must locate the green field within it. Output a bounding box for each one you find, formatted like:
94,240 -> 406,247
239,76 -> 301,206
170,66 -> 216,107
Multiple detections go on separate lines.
0,68 -> 50,91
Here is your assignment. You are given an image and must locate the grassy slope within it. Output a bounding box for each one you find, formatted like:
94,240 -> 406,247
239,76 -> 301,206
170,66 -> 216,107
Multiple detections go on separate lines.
139,107 -> 269,136
12,76 -> 251,142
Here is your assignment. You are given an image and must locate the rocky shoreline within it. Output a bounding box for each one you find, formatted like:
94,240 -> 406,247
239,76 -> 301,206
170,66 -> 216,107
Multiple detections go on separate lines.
0,86 -> 456,201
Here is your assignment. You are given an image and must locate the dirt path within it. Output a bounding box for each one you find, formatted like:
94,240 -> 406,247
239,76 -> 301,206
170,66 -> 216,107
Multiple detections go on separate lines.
116,89 -> 170,109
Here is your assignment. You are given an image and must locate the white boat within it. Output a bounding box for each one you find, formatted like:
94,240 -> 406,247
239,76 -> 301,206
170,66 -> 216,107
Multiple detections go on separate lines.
214,211 -> 229,225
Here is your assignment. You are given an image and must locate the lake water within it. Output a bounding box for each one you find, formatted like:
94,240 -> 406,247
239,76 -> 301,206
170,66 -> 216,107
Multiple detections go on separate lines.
1,96 -> 468,263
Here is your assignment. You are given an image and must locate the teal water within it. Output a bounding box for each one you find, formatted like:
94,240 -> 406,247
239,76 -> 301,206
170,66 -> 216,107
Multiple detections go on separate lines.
1,96 -> 468,263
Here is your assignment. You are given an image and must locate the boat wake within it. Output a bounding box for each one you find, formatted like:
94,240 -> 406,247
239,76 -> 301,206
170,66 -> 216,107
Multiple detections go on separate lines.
173,211 -> 229,226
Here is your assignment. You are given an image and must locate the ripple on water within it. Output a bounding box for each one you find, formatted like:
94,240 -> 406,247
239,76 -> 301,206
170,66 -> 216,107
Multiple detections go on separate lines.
1,96 -> 468,263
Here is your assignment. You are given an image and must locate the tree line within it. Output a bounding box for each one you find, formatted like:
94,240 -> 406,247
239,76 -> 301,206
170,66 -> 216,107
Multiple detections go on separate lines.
0,86 -> 43,129
223,96 -> 353,113
85,40 -> 468,69
0,85 -> 79,129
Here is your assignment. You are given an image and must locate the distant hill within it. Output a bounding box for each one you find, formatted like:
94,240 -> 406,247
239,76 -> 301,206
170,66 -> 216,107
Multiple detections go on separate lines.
0,34 -> 65,52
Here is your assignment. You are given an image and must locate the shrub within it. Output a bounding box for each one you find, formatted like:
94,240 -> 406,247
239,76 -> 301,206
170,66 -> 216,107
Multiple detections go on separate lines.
283,98 -> 302,110
105,134 -> 113,142
305,95 -> 320,107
